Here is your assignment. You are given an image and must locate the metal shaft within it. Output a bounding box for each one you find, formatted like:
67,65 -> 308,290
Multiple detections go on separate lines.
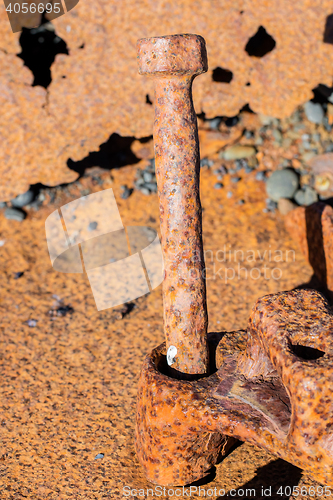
154,76 -> 208,374
137,34 -> 209,375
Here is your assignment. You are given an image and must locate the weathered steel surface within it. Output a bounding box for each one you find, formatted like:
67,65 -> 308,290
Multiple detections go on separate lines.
136,289 -> 333,486
2,1 -> 333,201
137,34 -> 209,375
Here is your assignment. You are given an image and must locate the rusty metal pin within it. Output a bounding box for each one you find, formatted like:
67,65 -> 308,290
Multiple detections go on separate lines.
137,34 -> 209,375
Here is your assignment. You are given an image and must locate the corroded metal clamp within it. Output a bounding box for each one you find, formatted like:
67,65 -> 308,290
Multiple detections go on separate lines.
135,34 -> 333,487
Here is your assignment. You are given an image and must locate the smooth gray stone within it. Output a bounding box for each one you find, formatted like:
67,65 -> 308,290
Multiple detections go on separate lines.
304,102 -> 324,124
294,186 -> 318,206
5,207 -> 26,221
266,169 -> 299,202
11,190 -> 34,208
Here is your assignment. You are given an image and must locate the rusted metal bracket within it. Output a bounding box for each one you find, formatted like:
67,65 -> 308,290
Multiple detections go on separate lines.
135,34 -> 333,487
136,289 -> 333,486
285,202 -> 333,300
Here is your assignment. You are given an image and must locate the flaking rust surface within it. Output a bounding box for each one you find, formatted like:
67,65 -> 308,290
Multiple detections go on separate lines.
1,0 -> 333,199
0,164 -> 322,499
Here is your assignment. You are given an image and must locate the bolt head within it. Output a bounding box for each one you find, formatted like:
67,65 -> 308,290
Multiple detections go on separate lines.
137,34 -> 208,77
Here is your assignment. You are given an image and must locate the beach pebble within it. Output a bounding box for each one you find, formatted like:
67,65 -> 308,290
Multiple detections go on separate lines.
294,186 -> 318,206
88,221 -> 98,231
200,158 -> 214,168
266,169 -> 299,202
26,319 -> 37,327
145,182 -> 158,193
265,198 -> 278,212
273,129 -> 282,144
4,207 -> 26,221
206,117 -> 222,130
222,145 -> 256,161
302,151 -> 316,163
143,171 -> 154,183
244,130 -> 254,139
255,171 -> 266,181
304,102 -> 324,124
214,165 -> 227,177
235,159 -> 247,171
120,185 -> 132,199
278,198 -> 297,215
314,174 -> 331,193
11,189 -> 34,207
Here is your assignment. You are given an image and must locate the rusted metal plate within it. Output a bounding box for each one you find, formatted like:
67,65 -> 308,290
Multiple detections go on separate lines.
2,1 -> 333,199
